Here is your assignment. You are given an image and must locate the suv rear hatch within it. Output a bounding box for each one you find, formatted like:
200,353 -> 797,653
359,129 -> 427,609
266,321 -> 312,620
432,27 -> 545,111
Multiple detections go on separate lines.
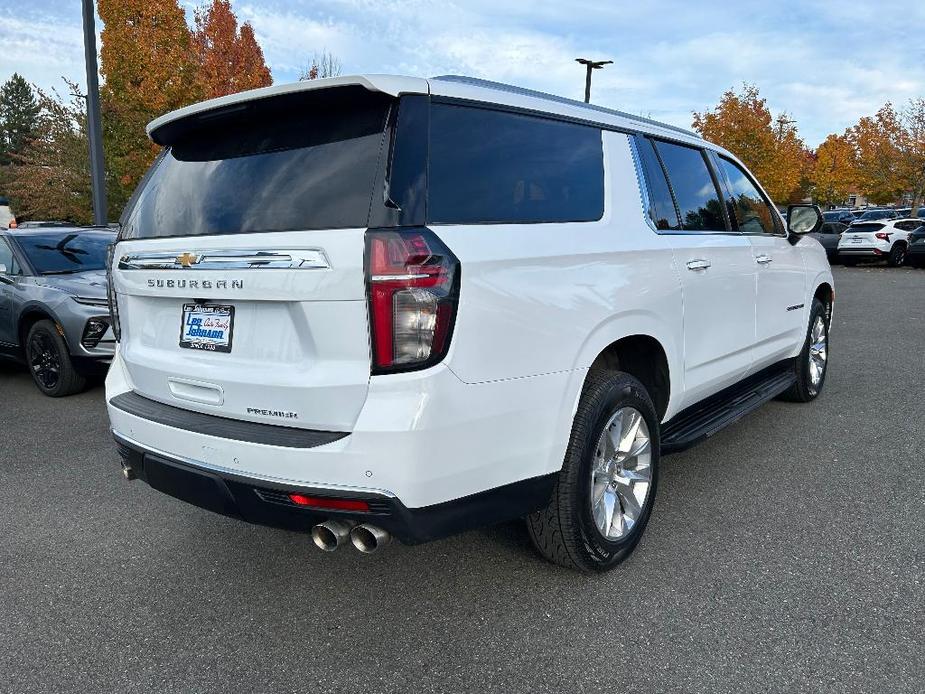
842,222 -> 886,246
111,83 -> 413,432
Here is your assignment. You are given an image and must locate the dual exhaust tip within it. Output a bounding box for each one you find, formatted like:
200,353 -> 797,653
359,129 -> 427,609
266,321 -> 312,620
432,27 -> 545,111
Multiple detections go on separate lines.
311,520 -> 391,554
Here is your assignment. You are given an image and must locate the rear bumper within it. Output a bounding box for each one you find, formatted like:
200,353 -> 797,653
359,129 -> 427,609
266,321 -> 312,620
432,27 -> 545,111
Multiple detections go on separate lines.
114,432 -> 555,544
838,247 -> 886,257
106,345 -> 578,510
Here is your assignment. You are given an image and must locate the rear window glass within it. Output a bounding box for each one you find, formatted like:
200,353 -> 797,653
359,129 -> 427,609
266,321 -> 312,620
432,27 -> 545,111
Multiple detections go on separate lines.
856,210 -> 893,221
427,104 -> 604,224
653,140 -> 726,231
848,223 -> 885,232
15,231 -> 114,274
121,88 -> 391,239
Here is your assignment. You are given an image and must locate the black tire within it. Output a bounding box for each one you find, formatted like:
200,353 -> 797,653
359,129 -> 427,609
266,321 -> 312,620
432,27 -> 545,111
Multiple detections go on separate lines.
25,320 -> 86,397
527,370 -> 660,572
779,299 -> 828,403
887,244 -> 907,267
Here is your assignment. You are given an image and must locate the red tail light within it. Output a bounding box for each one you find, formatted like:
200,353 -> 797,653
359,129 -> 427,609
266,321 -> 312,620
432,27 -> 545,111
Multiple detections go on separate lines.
365,228 -> 459,374
875,232 -> 891,241
288,494 -> 370,511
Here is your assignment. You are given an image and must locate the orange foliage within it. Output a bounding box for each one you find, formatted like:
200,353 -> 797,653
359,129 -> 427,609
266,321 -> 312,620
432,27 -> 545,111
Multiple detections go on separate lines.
192,0 -> 272,100
692,84 -> 808,203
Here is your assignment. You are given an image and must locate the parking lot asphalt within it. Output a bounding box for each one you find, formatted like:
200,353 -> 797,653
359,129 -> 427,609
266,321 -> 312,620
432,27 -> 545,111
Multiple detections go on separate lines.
1,265 -> 923,694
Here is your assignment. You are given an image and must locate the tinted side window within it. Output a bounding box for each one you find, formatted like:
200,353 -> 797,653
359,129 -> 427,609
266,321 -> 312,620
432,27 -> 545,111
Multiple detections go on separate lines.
654,141 -> 726,231
633,135 -> 680,230
428,104 -> 604,224
716,157 -> 777,235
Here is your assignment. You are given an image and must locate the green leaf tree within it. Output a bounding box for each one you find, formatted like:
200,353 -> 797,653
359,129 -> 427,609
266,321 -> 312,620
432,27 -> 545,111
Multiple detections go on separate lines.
0,73 -> 40,167
6,82 -> 94,224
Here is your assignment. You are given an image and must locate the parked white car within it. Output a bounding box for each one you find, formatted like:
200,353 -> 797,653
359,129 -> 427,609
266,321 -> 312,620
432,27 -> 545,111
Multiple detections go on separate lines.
838,218 -> 920,266
105,75 -> 834,572
0,196 -> 15,228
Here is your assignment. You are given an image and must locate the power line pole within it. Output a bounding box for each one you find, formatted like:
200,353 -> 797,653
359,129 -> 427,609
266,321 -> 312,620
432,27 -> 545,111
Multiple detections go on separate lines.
82,0 -> 107,225
575,58 -> 612,103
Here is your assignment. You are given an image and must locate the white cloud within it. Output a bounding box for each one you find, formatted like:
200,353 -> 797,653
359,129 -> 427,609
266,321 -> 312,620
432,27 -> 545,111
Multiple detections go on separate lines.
1,0 -> 923,146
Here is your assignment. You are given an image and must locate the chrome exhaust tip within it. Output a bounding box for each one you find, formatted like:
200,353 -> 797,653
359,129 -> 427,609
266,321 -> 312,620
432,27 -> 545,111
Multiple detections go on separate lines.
311,520 -> 355,552
350,524 -> 391,554
121,464 -> 136,481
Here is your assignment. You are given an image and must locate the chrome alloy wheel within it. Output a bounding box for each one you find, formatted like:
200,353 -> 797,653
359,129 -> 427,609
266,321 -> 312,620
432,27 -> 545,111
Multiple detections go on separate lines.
808,315 -> 828,387
589,407 -> 653,541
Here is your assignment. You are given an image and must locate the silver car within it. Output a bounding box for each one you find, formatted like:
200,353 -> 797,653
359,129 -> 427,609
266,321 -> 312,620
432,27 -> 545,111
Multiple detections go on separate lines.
0,226 -> 115,396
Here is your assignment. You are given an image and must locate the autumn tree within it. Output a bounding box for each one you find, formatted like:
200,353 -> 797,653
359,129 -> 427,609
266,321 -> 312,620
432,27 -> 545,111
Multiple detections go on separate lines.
299,51 -> 342,81
897,98 -> 925,215
97,0 -> 202,214
811,134 -> 857,207
6,83 -> 94,224
692,84 -> 807,203
192,0 -> 272,100
848,104 -> 905,205
0,73 -> 40,167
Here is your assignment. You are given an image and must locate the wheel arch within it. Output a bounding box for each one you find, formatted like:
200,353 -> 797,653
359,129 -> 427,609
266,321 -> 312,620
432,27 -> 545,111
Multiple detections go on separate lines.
813,281 -> 834,323
587,335 -> 671,422
18,304 -> 67,352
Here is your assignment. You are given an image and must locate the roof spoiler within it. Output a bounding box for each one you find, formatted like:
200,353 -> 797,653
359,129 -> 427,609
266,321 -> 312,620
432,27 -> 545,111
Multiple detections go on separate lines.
146,75 -> 429,146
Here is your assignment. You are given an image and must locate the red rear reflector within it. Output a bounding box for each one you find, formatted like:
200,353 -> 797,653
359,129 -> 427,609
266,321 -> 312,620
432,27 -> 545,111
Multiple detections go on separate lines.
287,494 -> 370,512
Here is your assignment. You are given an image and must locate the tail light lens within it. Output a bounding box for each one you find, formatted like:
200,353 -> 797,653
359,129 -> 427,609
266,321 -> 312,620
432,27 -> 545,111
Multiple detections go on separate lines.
365,228 -> 459,374
875,232 -> 891,241
106,243 -> 122,341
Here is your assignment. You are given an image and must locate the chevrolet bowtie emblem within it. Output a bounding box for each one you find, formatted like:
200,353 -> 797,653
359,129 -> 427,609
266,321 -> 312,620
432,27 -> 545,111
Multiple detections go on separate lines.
175,252 -> 200,268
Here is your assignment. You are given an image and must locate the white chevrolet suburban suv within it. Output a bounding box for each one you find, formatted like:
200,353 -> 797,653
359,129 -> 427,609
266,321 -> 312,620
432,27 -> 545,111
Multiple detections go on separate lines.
106,75 -> 833,572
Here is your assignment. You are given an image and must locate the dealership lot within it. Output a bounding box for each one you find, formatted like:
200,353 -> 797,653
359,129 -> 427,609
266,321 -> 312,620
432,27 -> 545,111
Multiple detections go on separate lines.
1,266 -> 922,693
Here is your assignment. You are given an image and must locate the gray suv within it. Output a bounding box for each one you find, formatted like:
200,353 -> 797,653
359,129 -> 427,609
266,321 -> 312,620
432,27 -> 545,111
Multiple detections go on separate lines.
0,226 -> 116,396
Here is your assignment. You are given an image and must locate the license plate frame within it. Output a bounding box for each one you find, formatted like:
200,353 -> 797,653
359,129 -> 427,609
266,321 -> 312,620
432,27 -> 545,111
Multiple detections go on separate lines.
179,303 -> 235,353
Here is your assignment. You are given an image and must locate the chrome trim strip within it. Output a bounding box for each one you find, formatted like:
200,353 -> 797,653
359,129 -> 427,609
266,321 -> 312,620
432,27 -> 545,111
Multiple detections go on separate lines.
627,133 -> 660,234
111,430 -> 397,498
119,249 -> 330,270
370,273 -> 430,282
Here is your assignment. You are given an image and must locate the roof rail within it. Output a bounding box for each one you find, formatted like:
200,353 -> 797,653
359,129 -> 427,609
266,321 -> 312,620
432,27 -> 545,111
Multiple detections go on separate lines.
431,75 -> 697,138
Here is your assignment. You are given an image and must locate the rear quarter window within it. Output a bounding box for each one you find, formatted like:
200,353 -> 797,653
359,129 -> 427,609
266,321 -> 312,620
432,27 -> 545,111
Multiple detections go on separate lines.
427,104 -> 604,225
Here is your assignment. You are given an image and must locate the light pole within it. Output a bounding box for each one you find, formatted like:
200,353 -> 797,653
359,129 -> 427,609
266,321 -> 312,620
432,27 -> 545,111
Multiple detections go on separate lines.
81,0 -> 107,225
575,58 -> 612,103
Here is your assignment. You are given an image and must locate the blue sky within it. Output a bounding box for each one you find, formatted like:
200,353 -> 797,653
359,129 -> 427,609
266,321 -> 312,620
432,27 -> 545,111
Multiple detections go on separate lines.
1,0 -> 923,147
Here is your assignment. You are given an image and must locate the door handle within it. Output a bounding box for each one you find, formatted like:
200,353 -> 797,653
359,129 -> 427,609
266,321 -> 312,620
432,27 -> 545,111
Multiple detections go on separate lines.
686,259 -> 711,271
756,255 -> 773,265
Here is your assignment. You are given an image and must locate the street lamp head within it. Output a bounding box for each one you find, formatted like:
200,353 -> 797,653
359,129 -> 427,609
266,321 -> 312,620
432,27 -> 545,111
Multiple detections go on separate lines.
576,58 -> 613,69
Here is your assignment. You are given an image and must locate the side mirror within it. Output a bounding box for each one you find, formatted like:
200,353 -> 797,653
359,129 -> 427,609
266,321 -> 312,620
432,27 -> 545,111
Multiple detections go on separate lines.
787,204 -> 823,236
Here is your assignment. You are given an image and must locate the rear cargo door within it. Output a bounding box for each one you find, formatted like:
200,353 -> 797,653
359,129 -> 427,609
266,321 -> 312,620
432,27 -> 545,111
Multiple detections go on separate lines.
111,86 -> 395,432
